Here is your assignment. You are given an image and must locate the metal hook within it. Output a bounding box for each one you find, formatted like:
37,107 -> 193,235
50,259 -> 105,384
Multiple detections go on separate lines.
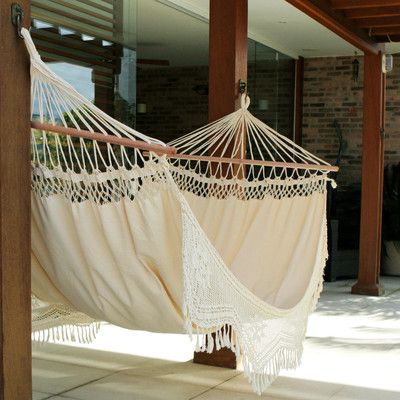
11,3 -> 24,39
239,79 -> 247,94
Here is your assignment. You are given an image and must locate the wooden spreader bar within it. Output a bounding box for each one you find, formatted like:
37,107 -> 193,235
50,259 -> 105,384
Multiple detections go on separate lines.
169,154 -> 339,173
32,121 -> 338,173
31,121 -> 178,155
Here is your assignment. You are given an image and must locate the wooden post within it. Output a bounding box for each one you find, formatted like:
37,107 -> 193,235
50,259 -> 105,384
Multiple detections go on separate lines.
294,57 -> 304,145
0,1 -> 32,399
352,50 -> 386,296
193,0 -> 247,369
208,0 -> 248,121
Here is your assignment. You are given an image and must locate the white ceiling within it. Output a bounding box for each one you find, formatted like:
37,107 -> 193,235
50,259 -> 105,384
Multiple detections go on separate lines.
138,0 -> 400,67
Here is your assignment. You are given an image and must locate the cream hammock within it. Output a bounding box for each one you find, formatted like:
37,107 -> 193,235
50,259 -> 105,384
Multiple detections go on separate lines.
23,28 -> 336,394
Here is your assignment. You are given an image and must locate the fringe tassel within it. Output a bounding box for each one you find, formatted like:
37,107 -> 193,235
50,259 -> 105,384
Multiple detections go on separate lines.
32,322 -> 101,345
184,314 -> 303,395
243,346 -> 302,395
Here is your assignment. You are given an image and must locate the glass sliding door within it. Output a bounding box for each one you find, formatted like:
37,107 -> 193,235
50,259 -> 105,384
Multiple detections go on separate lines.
248,39 -> 295,139
31,0 -> 137,126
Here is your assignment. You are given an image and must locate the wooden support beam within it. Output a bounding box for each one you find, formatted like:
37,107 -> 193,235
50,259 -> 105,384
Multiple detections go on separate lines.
285,0 -> 381,54
352,51 -> 386,296
294,57 -> 304,146
0,1 -> 32,398
193,0 -> 248,369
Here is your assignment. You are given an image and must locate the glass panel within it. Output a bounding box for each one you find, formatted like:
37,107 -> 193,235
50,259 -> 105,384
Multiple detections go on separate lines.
135,0 -> 209,143
31,0 -> 137,126
248,39 -> 295,139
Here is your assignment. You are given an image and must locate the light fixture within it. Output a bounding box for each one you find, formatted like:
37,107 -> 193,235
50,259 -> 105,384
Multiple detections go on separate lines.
352,52 -> 360,83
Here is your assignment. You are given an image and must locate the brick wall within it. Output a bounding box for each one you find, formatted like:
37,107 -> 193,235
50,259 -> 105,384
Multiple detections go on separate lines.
247,59 -> 295,138
136,60 -> 295,144
302,54 -> 400,187
136,66 -> 208,143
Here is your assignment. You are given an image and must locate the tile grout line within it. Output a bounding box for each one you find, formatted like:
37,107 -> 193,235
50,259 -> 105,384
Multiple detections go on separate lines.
188,371 -> 243,400
326,384 -> 346,400
41,369 -> 120,400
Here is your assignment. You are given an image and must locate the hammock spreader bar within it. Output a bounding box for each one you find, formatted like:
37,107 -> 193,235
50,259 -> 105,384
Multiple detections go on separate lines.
33,121 -> 338,172
168,153 -> 339,172
31,121 -> 178,155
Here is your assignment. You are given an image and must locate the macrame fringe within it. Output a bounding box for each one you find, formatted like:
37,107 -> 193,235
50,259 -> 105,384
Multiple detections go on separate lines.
242,346 -> 302,395
182,214 -> 329,396
185,316 -> 303,395
32,322 -> 101,345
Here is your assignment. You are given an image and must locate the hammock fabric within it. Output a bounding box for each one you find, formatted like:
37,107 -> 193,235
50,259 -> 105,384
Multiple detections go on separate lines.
23,28 -> 335,394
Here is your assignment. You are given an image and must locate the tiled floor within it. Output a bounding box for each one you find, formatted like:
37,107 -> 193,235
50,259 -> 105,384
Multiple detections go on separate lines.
33,277 -> 400,400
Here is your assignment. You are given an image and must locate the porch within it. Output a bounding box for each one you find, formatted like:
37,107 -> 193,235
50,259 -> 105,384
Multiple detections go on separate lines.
32,277 -> 400,399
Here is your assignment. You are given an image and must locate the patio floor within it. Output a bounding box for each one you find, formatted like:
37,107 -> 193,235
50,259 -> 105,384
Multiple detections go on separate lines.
32,276 -> 400,400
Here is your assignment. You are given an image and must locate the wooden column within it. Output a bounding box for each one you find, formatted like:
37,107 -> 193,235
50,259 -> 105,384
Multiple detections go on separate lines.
294,57 -> 304,145
208,0 -> 248,121
0,1 -> 32,399
352,50 -> 386,296
193,0 -> 248,369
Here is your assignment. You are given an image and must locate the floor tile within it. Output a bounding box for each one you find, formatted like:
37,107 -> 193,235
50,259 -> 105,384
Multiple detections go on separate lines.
47,397 -> 79,400
193,387 -> 281,399
330,385 -> 400,400
33,391 -> 52,400
32,278 -> 400,399
218,375 -> 342,400
120,357 -> 240,386
33,358 -> 112,395
35,344 -> 154,372
63,371 -> 212,400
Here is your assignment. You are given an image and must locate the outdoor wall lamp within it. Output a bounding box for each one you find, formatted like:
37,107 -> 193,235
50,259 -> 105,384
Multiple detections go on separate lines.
352,53 -> 360,83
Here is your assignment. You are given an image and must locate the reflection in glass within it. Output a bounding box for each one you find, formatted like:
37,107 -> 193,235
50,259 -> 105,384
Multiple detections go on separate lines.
31,0 -> 137,127
248,39 -> 295,139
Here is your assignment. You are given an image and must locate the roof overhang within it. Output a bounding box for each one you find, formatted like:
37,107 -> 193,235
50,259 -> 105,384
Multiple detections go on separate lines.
286,0 -> 400,54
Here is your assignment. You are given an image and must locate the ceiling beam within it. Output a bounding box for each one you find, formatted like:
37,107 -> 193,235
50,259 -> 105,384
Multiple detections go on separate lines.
356,16 -> 400,28
374,34 -> 400,41
372,26 -> 400,35
331,0 -> 400,10
345,6 -> 400,19
285,0 -> 381,54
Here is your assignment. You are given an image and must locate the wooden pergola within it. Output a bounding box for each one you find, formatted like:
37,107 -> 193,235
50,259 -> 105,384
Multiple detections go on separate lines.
1,0 -> 399,397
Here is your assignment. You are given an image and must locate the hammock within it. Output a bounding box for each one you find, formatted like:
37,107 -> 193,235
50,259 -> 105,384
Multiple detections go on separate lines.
23,28 -> 337,394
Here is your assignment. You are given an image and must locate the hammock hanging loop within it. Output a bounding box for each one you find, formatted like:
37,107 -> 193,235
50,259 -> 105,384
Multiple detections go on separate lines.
240,93 -> 251,110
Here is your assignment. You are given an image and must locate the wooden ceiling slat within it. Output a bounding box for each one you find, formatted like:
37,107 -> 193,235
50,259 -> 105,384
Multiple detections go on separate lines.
372,26 -> 400,35
331,0 -> 400,9
289,0 -> 400,43
49,0 -> 115,24
374,34 -> 400,41
35,44 -> 116,69
31,31 -> 117,60
76,0 -> 112,14
345,6 -> 400,19
286,0 -> 381,53
356,16 -> 400,28
33,2 -> 113,32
